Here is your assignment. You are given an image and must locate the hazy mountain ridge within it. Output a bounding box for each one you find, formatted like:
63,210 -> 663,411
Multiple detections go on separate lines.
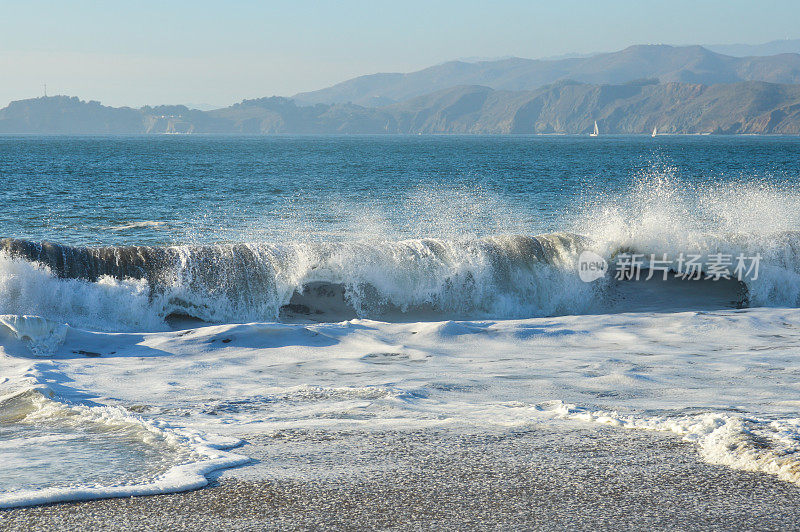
3,80 -> 800,135
385,80 -> 800,134
293,45 -> 800,106
4,42 -> 800,135
706,39 -> 800,57
0,96 -> 397,135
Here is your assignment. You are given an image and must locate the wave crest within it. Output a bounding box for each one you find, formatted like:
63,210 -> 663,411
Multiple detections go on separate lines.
0,234 -> 594,330
3,227 -> 800,331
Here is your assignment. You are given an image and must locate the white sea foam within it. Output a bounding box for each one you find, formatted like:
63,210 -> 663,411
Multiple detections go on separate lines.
0,306 -> 794,495
0,253 -> 161,331
104,220 -> 169,231
0,387 -> 248,509
537,401 -> 800,485
0,315 -> 67,356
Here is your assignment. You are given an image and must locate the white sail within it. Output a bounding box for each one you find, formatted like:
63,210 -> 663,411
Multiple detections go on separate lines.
652,127 -> 657,137
590,121 -> 599,136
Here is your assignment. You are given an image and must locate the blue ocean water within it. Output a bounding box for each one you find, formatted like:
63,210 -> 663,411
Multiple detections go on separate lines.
2,135 -> 799,246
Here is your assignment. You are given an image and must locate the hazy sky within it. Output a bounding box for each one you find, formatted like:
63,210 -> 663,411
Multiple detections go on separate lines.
1,0 -> 798,108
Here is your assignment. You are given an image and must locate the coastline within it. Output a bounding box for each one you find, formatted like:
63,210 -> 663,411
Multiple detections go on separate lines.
4,424 -> 800,530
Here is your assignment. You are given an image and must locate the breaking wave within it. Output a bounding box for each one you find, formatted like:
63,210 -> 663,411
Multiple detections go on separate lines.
3,173 -> 800,331
1,227 -> 800,331
0,234 -> 594,331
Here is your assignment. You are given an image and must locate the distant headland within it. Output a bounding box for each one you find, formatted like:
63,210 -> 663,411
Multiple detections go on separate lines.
3,44 -> 800,135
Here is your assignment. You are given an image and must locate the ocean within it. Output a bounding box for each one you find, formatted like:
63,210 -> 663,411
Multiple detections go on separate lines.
2,135 -> 800,509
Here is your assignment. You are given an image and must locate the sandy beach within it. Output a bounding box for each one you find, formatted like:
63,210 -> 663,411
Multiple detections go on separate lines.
4,424 -> 800,531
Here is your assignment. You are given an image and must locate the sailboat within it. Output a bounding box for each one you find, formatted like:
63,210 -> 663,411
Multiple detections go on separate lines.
590,120 -> 599,137
652,126 -> 658,137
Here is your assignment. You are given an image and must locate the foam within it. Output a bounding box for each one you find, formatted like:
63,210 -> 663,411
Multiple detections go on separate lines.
3,306 -> 800,503
0,315 -> 68,356
538,401 -> 800,485
0,388 -> 248,509
0,234 -> 596,330
0,252 -> 160,331
105,221 -> 168,231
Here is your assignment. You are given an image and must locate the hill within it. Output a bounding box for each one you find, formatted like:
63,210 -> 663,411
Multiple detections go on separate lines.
385,80 -> 800,134
292,45 -> 800,106
3,81 -> 800,135
706,39 -> 800,57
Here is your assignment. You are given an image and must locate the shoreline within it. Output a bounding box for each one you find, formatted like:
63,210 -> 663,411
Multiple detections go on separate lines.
4,424 -> 800,530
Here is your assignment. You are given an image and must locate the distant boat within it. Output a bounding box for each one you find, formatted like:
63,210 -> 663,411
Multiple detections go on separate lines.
590,121 -> 599,137
652,127 -> 658,137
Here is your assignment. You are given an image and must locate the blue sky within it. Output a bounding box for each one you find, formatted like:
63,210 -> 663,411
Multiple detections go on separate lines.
1,0 -> 798,107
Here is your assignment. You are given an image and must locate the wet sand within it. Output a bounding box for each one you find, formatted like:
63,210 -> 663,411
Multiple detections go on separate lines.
3,424 -> 800,531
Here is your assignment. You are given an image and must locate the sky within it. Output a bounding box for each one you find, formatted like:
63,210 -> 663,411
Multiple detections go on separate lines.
1,0 -> 798,108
